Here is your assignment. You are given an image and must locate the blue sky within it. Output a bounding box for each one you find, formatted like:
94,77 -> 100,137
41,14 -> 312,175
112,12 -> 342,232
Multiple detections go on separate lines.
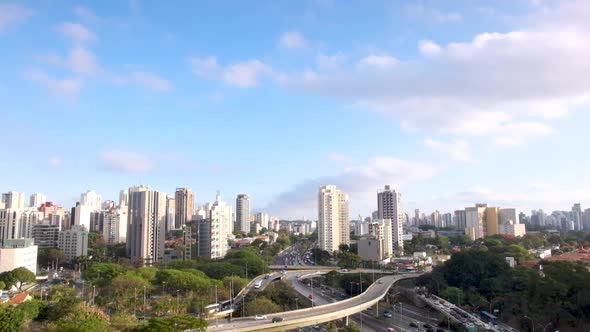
1,0 -> 589,218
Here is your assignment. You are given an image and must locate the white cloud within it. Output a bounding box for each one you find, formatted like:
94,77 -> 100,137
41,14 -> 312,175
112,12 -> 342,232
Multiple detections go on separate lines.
357,54 -> 398,69
267,157 -> 437,218
129,71 -> 174,92
280,31 -> 306,49
284,1 -> 590,147
418,40 -> 441,57
317,53 -> 346,70
48,157 -> 62,168
43,46 -> 98,75
190,56 -> 274,88
73,5 -> 99,22
424,138 -> 474,162
23,68 -> 83,96
405,4 -> 462,23
99,150 -> 155,173
0,3 -> 33,32
58,22 -> 95,43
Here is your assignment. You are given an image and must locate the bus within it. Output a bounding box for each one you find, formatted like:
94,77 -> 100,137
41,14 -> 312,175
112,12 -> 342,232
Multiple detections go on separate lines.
480,311 -> 498,325
204,303 -> 220,315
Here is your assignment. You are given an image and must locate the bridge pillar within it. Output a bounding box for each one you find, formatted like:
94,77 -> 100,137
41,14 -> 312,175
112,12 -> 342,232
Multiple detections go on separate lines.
374,302 -> 379,317
344,316 -> 349,326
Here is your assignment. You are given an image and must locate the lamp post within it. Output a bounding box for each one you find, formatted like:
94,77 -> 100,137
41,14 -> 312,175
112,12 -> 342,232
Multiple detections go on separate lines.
524,316 -> 535,332
542,321 -> 554,332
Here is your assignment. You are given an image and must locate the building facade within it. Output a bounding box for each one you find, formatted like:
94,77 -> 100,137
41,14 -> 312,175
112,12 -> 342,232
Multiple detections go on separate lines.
377,185 -> 404,253
29,193 -> 47,208
102,207 -> 127,244
0,238 -> 37,274
235,194 -> 250,233
318,185 -> 350,254
58,225 -> 89,261
126,186 -> 167,266
174,188 -> 194,230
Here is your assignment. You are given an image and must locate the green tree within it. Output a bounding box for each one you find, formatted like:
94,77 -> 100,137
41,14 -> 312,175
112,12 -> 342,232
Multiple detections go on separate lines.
340,322 -> 360,332
110,312 -> 140,331
0,280 -> 5,290
1,267 -> 36,290
223,276 -> 249,296
50,304 -> 114,332
83,262 -> 124,287
100,273 -> 151,312
48,248 -> 65,269
0,303 -> 25,332
441,287 -> 464,306
244,296 -> 281,316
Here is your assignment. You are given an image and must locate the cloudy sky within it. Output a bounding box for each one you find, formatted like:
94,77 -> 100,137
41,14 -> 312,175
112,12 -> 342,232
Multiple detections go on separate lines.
1,0 -> 589,218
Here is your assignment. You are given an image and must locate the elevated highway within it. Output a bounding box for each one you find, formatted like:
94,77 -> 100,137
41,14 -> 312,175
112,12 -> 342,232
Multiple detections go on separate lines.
207,273 -> 421,332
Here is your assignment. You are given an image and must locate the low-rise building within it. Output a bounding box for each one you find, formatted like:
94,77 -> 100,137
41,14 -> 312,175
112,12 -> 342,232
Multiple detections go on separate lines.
358,238 -> 384,261
0,238 -> 37,274
58,225 -> 88,261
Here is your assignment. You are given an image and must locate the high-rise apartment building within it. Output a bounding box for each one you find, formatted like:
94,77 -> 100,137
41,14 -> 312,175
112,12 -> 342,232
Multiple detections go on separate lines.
2,192 -> 25,209
73,203 -> 93,231
184,218 -> 211,260
209,193 -> 232,259
465,205 -> 487,240
31,223 -> 60,248
119,190 -> 128,207
572,203 -> 582,231
165,197 -> 175,233
58,225 -> 88,261
368,219 -> 393,258
126,186 -> 167,266
318,185 -> 350,254
29,193 -> 47,208
174,188 -> 194,230
0,208 -> 44,246
377,185 -> 403,253
80,190 -> 102,212
485,207 -> 500,236
102,207 -> 127,244
236,194 -> 250,233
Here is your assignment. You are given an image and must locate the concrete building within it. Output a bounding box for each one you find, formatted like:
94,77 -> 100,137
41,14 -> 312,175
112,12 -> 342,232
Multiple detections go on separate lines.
126,186 -> 167,266
101,200 -> 115,211
208,193 -> 233,259
119,190 -> 128,207
499,208 -> 520,225
166,197 -> 175,233
377,185 -> 403,253
0,238 -> 37,274
485,207 -> 500,236
73,203 -> 93,231
368,219 -> 393,258
183,218 -> 211,260
58,225 -> 88,261
2,192 -> 25,210
318,185 -> 349,254
465,204 -> 487,240
0,209 -> 43,246
29,193 -> 47,208
102,207 -> 127,244
454,210 -> 467,229
584,209 -> 590,231
236,194 -> 250,233
31,224 -> 60,248
254,212 -> 270,230
358,238 -> 384,261
80,191 -> 102,212
499,222 -> 526,237
572,203 -> 583,231
174,188 -> 194,230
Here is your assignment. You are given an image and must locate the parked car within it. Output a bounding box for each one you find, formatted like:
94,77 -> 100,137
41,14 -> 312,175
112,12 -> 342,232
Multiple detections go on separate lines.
254,314 -> 267,320
409,322 -> 419,328
383,312 -> 393,318
272,317 -> 284,323
387,328 -> 398,332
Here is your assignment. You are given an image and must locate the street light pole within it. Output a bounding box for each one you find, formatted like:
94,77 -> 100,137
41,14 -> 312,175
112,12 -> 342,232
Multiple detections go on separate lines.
524,316 -> 535,332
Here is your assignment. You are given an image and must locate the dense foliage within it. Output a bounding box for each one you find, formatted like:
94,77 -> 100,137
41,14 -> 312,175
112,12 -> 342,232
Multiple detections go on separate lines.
418,235 -> 590,331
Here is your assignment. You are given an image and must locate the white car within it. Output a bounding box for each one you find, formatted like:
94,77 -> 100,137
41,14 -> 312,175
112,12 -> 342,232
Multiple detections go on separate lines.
255,314 -> 267,320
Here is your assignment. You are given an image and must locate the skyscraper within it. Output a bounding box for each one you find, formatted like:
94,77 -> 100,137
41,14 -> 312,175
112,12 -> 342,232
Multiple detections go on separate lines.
377,185 -> 403,253
318,185 -> 349,254
126,186 -> 167,266
485,207 -> 500,236
29,193 -> 47,208
2,192 -> 25,210
174,188 -> 194,230
80,190 -> 102,212
236,194 -> 250,233
572,203 -> 582,231
465,204 -> 487,240
209,192 -> 232,259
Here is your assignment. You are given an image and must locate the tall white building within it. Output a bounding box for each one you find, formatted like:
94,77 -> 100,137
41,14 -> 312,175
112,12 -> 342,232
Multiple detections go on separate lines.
119,190 -> 128,207
0,209 -> 43,246
368,219 -> 393,258
174,188 -> 194,230
29,193 -> 47,208
2,192 -> 25,210
80,190 -> 102,212
377,185 -> 404,253
254,212 -> 270,230
74,203 -> 93,231
58,225 -> 88,261
0,238 -> 37,275
208,193 -> 233,259
236,194 -> 250,233
318,185 -> 349,254
166,197 -> 175,233
126,186 -> 167,266
102,207 -> 128,244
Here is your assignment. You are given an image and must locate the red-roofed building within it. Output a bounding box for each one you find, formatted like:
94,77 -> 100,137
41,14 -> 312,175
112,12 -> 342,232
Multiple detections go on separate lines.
8,292 -> 32,305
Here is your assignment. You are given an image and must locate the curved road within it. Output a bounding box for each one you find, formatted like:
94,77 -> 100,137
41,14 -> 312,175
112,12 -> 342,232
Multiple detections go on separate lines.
207,273 -> 421,332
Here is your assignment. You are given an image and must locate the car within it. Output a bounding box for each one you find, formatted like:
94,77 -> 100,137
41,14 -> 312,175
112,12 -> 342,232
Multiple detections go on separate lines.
272,317 -> 284,323
254,314 -> 267,320
377,280 -> 383,284
313,326 -> 320,330
308,294 -> 314,299
383,312 -> 393,318
409,322 -> 419,328
341,269 -> 348,272
387,328 -> 398,332
423,324 -> 432,329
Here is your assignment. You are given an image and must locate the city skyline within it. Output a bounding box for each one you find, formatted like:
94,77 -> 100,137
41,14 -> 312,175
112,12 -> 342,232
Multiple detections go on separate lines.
2,1 -> 590,218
